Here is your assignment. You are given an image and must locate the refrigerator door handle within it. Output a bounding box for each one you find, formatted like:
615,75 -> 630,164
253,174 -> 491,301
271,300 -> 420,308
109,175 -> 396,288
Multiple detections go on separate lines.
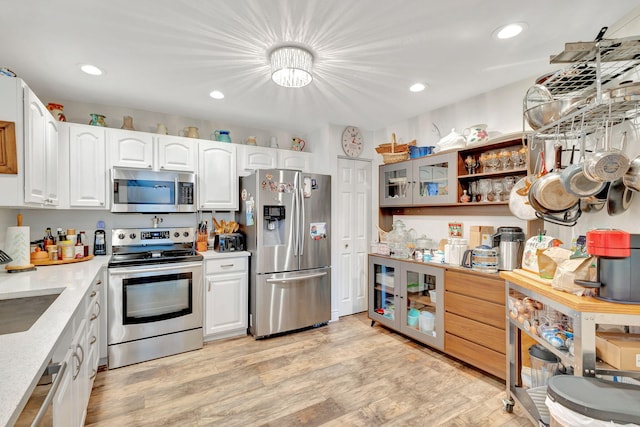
292,178 -> 299,256
299,183 -> 305,256
266,271 -> 327,283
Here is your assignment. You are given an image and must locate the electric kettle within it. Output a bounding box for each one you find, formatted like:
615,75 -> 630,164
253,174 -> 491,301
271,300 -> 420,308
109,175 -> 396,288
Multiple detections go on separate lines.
492,226 -> 525,271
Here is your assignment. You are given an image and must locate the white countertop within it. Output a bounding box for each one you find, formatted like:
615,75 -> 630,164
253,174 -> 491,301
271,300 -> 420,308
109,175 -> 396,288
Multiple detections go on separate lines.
0,257 -> 108,427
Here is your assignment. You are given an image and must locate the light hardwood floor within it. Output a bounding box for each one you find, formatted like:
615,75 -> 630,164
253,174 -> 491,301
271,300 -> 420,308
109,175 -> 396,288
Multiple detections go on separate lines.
86,313 -> 534,426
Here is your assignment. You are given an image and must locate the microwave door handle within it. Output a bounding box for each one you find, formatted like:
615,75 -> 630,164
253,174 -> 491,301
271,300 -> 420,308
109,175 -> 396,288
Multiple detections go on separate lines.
174,178 -> 179,208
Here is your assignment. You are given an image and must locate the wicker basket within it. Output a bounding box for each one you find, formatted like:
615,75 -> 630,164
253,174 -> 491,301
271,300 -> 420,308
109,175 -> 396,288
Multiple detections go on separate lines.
382,151 -> 409,164
375,139 -> 416,154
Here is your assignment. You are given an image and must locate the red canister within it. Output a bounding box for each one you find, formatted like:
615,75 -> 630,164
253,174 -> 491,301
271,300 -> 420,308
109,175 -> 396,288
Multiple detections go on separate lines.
586,229 -> 630,257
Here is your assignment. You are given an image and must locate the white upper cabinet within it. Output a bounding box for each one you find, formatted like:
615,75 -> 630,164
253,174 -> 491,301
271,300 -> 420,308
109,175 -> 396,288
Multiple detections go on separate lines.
24,84 -> 59,206
108,129 -> 154,169
278,149 -> 311,171
68,124 -> 108,209
108,129 -> 196,172
237,145 -> 278,176
198,140 -> 237,210
156,134 -> 197,172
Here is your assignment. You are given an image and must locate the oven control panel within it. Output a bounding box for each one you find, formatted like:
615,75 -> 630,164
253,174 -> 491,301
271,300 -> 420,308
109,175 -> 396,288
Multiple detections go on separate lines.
112,227 -> 194,246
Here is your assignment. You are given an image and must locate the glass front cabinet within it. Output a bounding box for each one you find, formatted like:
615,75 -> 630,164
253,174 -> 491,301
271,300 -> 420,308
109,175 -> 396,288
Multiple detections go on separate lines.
368,255 -> 444,350
379,152 -> 457,207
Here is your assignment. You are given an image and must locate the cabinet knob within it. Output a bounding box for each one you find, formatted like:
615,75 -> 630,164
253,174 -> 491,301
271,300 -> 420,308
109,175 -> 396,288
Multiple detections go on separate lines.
160,165 -> 165,169
100,202 -> 104,206
345,244 -> 349,248
148,164 -> 152,168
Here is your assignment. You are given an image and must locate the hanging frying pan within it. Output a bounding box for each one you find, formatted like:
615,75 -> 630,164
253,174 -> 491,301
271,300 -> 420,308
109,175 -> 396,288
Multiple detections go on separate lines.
607,178 -> 634,216
560,137 -> 606,197
580,182 -> 610,213
529,145 -> 579,213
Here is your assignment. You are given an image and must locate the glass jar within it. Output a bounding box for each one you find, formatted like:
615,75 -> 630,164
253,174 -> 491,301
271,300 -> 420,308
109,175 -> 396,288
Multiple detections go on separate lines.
387,220 -> 409,258
61,240 -> 74,260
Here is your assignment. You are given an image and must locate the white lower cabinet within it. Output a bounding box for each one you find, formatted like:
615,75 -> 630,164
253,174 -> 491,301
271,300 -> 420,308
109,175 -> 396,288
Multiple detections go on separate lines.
204,256 -> 248,340
24,270 -> 104,427
53,318 -> 87,427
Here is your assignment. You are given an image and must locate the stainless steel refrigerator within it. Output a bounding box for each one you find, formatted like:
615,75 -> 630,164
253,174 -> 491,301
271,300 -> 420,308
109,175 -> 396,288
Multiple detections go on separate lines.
239,169 -> 331,338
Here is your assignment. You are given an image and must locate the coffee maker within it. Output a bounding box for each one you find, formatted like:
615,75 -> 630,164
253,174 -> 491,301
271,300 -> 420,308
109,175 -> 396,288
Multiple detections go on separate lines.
492,226 -> 525,271
575,230 -> 640,303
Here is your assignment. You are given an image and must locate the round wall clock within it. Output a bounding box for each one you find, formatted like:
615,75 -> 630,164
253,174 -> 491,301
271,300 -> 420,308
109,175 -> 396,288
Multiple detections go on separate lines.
342,126 -> 363,158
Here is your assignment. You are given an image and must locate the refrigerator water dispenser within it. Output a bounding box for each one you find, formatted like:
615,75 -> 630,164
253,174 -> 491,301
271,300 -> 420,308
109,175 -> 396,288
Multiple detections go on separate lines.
264,205 -> 285,245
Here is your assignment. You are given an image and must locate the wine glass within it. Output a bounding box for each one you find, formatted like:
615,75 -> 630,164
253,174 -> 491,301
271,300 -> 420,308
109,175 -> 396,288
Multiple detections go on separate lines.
499,150 -> 511,169
464,155 -> 478,174
487,152 -> 500,170
510,150 -> 522,168
492,179 -> 505,202
469,180 -> 478,202
478,179 -> 492,202
479,153 -> 489,173
504,176 -> 516,200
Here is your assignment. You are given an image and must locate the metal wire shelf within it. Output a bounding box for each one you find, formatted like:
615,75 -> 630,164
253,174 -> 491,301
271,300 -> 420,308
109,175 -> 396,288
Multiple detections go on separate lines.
526,36 -> 640,140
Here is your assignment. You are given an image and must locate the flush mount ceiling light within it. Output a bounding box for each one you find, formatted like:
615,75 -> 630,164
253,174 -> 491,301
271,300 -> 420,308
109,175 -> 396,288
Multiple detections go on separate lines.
493,23 -> 527,40
80,64 -> 103,76
209,90 -> 225,99
270,46 -> 313,88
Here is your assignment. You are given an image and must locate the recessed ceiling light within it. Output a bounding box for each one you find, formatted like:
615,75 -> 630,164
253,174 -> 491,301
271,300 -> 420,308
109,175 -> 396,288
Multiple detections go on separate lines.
410,83 -> 427,92
493,23 -> 527,40
209,90 -> 224,99
80,64 -> 103,76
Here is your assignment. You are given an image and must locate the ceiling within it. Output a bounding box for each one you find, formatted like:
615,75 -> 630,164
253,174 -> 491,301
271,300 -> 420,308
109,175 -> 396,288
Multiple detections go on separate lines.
2,1 -> 639,134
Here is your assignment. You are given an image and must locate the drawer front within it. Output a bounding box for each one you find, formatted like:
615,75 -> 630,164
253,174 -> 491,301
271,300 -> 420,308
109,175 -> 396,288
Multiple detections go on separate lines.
445,270 -> 505,304
445,292 -> 505,329
445,312 -> 505,354
206,257 -> 247,274
445,333 -> 506,380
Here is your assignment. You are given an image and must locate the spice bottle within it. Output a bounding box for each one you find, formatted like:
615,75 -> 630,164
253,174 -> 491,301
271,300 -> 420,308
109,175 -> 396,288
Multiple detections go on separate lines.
61,240 -> 74,260
80,231 -> 89,257
44,227 -> 55,247
75,233 -> 84,259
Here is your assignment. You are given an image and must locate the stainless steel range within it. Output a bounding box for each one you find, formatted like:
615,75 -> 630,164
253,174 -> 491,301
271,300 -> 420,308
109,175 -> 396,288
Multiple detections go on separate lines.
107,227 -> 203,369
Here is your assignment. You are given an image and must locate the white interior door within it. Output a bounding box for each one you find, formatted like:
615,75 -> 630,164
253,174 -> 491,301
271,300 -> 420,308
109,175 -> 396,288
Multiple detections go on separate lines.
337,158 -> 371,316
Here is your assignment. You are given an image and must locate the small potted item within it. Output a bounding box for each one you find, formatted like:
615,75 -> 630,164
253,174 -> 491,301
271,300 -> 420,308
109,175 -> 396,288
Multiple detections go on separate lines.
89,113 -> 107,127
121,115 -> 135,130
46,103 -> 66,121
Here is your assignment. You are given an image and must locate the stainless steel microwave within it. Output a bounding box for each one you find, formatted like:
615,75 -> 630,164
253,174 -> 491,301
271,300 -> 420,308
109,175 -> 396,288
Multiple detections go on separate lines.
111,168 -> 196,213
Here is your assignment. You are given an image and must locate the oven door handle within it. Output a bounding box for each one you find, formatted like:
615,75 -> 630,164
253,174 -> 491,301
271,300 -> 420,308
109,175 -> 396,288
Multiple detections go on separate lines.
108,262 -> 202,276
266,271 -> 327,283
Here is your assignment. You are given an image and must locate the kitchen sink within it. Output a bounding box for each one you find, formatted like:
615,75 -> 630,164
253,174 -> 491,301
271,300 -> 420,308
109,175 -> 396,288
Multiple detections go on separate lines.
0,289 -> 64,335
